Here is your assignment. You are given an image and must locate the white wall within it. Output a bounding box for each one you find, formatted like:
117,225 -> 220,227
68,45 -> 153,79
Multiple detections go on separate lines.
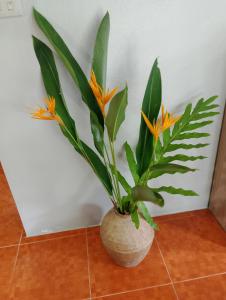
0,0 -> 226,236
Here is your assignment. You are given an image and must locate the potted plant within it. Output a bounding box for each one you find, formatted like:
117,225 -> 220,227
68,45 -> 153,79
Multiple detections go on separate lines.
31,9 -> 219,267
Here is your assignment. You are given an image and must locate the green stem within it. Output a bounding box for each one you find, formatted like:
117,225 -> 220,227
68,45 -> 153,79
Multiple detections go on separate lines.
107,133 -> 122,212
103,145 -> 117,205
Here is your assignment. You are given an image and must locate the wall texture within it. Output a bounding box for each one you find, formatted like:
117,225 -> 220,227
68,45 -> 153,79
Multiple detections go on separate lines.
0,0 -> 225,236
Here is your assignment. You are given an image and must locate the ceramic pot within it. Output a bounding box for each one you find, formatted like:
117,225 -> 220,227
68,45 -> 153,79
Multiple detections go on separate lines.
100,208 -> 154,267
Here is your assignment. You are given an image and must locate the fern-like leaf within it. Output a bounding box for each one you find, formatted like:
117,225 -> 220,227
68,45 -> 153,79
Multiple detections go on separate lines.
150,95 -> 219,178
152,186 -> 198,196
149,163 -> 196,179
166,143 -> 209,152
161,154 -> 206,163
174,132 -> 210,140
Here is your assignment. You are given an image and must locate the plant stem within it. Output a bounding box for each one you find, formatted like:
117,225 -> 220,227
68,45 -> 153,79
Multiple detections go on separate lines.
103,145 -> 118,205
107,133 -> 122,212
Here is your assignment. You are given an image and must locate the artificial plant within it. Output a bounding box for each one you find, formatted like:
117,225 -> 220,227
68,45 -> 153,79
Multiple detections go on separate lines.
31,8 -> 219,229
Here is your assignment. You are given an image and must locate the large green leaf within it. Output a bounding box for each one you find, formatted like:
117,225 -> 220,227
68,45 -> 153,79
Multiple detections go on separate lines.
149,163 -> 196,179
105,86 -> 128,141
136,59 -> 162,176
92,12 -> 110,89
152,186 -> 198,196
33,36 -> 76,137
132,185 -> 164,207
124,142 -> 139,184
90,112 -> 104,156
137,202 -> 158,229
33,36 -> 112,195
33,8 -> 104,128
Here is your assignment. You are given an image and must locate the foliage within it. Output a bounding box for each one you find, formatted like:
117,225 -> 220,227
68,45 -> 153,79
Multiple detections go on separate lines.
31,8 -> 219,230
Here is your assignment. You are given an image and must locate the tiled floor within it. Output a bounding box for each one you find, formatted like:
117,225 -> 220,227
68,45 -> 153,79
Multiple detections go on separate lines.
0,164 -> 226,299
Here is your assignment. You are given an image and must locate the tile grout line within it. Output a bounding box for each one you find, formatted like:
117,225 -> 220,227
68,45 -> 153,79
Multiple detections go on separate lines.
0,243 -> 19,249
85,229 -> 92,300
8,230 -> 23,295
155,238 -> 179,300
91,283 -> 172,299
174,271 -> 226,284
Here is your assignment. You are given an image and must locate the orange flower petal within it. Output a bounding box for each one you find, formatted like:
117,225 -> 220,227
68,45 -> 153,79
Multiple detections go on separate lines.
89,69 -> 118,117
47,97 -> 56,114
141,111 -> 160,141
103,87 -> 118,104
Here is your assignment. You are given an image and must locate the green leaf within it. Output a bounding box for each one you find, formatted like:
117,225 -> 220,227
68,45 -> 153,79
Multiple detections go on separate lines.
105,86 -> 128,141
132,185 -> 164,207
149,163 -> 196,179
33,8 -> 104,128
203,95 -> 218,106
182,121 -> 213,131
118,173 -> 131,194
172,103 -> 192,136
32,36 -> 112,195
130,209 -> 140,229
161,154 -> 207,163
124,142 -> 139,184
92,12 -> 110,89
136,59 -> 162,176
32,36 -> 76,137
152,186 -> 199,196
166,143 -> 209,152
191,111 -> 219,121
156,96 -> 218,169
163,128 -> 171,146
137,202 -> 158,229
90,112 -> 104,156
174,132 -> 210,140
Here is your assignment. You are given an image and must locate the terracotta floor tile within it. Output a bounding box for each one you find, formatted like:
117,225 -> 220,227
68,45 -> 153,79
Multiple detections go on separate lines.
0,164 -> 17,209
191,209 -> 213,218
10,234 -> 89,300
21,227 -> 86,244
175,274 -> 226,300
87,230 -> 170,298
157,213 -> 226,281
96,284 -> 177,299
0,210 -> 22,247
154,211 -> 194,223
0,246 -> 18,299
0,165 -> 23,247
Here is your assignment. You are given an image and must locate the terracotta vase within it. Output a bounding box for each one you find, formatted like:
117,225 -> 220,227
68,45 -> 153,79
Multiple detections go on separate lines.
100,208 -> 154,267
